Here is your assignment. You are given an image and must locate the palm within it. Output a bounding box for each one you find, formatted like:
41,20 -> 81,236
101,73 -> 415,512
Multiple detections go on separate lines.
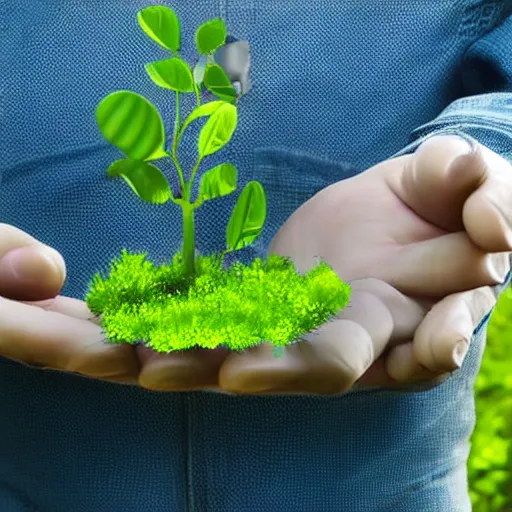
269,156 -> 446,287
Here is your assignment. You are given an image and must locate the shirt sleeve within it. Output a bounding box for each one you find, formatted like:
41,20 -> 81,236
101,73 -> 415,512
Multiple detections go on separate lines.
393,14 -> 512,164
393,13 -> 512,302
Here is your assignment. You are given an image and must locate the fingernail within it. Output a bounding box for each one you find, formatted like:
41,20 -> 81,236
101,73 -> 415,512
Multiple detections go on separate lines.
486,253 -> 510,283
452,339 -> 469,368
448,139 -> 474,173
447,140 -> 475,171
3,246 -> 65,284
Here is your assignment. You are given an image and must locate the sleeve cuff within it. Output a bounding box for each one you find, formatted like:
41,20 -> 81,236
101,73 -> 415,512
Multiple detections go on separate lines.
393,93 -> 512,163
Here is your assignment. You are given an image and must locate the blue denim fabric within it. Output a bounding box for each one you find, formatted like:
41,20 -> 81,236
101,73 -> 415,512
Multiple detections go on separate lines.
1,1 -> 511,510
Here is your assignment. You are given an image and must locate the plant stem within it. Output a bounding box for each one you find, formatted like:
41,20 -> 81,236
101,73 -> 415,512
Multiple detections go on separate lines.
181,201 -> 196,276
169,87 -> 195,275
171,155 -> 186,196
171,91 -> 186,194
194,84 -> 201,107
174,90 -> 181,136
180,156 -> 202,276
189,156 -> 203,188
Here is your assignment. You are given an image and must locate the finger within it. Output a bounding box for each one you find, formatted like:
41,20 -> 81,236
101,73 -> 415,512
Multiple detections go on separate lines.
396,135 -> 482,232
42,298 -> 230,390
353,356 -> 396,388
380,231 -> 510,297
0,223 -> 44,254
0,224 -> 66,300
385,342 -> 429,381
384,342 -> 448,383
396,136 -> 512,253
355,346 -> 449,389
0,296 -> 139,383
137,345 -> 229,391
462,144 -> 512,252
23,295 -> 98,321
345,279 -> 430,344
219,279 -> 424,395
27,297 -> 224,390
412,286 -> 496,373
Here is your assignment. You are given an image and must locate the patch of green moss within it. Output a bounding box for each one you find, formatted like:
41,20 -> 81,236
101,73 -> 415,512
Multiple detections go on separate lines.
86,250 -> 351,352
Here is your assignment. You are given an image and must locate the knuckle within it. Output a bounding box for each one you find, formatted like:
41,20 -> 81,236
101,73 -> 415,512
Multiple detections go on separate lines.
0,223 -> 30,242
0,224 -> 38,258
0,223 -> 16,235
330,345 -> 373,389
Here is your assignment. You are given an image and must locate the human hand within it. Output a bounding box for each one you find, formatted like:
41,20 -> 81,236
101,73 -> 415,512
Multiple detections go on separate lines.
214,135 -> 511,394
0,224 -> 139,383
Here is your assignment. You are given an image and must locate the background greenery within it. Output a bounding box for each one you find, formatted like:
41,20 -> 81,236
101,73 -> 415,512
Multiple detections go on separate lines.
469,286 -> 512,511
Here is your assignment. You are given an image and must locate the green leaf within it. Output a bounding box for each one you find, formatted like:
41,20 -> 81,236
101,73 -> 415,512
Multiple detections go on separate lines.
145,58 -> 194,92
204,64 -> 237,103
198,163 -> 238,202
226,181 -> 266,251
137,6 -> 180,51
195,18 -> 227,54
179,101 -> 225,137
198,102 -> 237,157
107,159 -> 172,204
96,91 -> 165,161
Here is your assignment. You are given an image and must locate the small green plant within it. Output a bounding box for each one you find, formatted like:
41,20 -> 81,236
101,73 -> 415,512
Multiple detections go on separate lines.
87,5 -> 351,353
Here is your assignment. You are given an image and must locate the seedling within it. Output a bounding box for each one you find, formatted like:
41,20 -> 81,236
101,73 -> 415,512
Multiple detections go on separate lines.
86,6 -> 351,353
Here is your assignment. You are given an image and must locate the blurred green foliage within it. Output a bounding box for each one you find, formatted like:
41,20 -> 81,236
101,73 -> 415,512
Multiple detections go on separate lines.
469,286 -> 512,511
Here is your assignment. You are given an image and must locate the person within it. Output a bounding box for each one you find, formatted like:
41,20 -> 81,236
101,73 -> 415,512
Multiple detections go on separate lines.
1,1 -> 511,510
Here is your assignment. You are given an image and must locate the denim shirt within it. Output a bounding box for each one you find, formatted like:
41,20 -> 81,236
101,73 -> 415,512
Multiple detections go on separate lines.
1,1 -> 512,511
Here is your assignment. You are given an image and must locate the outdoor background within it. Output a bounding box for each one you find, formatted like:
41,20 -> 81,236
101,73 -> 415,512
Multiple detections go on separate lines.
469,286 -> 512,511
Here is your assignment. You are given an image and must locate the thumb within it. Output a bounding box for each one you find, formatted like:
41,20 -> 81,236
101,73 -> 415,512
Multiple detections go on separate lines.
412,286 -> 496,373
0,245 -> 66,301
398,135 -> 484,232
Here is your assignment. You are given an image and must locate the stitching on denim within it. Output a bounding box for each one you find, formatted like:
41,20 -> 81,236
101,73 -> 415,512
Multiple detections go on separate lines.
458,0 -> 500,38
442,93 -> 512,111
383,456 -> 470,510
414,120 -> 512,137
394,123 -> 512,162
254,147 -> 359,182
0,481 -> 40,512
419,104 -> 512,123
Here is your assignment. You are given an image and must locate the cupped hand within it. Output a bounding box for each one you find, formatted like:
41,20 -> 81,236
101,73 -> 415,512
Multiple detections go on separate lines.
214,135 -> 511,393
47,134 -> 508,395
0,224 -> 139,383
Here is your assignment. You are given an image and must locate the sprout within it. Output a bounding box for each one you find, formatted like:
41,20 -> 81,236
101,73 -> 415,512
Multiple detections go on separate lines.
87,6 -> 351,353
